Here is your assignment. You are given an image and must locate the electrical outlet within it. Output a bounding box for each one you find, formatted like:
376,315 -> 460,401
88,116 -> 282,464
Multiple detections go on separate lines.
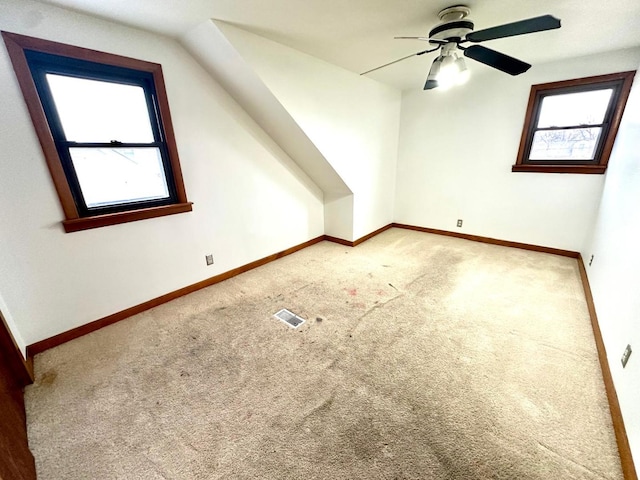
621,344 -> 632,368
205,254 -> 214,266
589,255 -> 594,266
457,219 -> 463,228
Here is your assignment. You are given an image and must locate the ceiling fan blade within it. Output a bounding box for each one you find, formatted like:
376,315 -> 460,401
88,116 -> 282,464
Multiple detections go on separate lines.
394,36 -> 431,41
463,45 -> 531,75
466,15 -> 561,43
360,46 -> 440,75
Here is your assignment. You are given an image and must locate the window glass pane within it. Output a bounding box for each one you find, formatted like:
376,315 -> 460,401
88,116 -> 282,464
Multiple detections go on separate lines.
537,89 -> 612,128
69,148 -> 169,208
46,74 -> 154,143
529,128 -> 602,161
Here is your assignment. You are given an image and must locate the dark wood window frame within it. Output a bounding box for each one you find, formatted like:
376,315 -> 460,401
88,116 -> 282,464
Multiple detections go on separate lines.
513,71 -> 635,174
2,31 -> 192,232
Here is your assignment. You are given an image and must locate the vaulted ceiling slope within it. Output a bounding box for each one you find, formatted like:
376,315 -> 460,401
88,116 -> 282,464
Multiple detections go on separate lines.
181,20 -> 355,241
203,21 -> 401,240
40,0 -> 640,90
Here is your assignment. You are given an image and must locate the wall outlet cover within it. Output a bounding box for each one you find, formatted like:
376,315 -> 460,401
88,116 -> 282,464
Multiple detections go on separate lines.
621,344 -> 632,368
457,219 -> 463,227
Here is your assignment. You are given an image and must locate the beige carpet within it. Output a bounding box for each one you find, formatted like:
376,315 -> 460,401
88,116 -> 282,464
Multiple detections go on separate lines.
25,228 -> 622,479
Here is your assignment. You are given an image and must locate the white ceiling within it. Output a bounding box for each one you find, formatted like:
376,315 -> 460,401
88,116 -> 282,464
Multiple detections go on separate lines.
40,0 -> 640,90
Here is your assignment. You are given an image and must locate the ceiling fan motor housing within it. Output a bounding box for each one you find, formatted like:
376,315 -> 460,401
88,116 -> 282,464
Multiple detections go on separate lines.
429,20 -> 474,42
429,5 -> 474,43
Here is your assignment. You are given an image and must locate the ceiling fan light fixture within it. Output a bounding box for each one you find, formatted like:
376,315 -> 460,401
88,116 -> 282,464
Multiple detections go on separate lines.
424,79 -> 439,90
436,54 -> 458,90
424,57 -> 442,90
370,6 -> 561,91
454,56 -> 470,85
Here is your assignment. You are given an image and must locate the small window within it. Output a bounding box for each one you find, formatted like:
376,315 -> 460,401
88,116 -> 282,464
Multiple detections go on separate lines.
2,32 -> 192,232
513,71 -> 635,174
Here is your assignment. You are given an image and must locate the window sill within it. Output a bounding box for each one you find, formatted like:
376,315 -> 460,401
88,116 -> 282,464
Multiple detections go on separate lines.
512,164 -> 607,174
62,202 -> 193,233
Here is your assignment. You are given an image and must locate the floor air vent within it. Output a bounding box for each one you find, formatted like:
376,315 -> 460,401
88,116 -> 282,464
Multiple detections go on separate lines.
273,309 -> 305,328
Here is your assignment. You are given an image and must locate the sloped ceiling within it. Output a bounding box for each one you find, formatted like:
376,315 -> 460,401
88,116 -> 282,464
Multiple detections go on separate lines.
39,0 -> 640,90
180,20 -> 351,199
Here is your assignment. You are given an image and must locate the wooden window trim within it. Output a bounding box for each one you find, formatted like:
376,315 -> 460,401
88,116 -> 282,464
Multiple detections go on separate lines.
2,31 -> 192,232
513,71 -> 635,174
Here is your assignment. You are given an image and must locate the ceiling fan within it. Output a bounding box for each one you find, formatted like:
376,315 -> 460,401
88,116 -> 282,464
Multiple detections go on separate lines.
362,5 -> 561,90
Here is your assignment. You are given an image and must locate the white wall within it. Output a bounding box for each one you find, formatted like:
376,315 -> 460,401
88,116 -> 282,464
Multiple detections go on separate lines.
0,0 -> 324,345
180,20 -> 353,241
582,63 -> 640,467
216,23 -> 401,240
0,292 -> 26,357
395,48 -> 640,251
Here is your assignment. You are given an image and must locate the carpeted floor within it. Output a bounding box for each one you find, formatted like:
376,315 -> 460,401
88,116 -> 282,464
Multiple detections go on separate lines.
25,228 -> 622,479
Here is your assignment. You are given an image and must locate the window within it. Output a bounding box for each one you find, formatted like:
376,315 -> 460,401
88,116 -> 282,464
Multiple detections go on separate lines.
513,71 -> 635,174
2,32 -> 192,232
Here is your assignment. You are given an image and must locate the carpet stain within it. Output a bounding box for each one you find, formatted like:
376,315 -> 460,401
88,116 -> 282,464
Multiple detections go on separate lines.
343,416 -> 381,460
39,370 -> 57,386
404,249 -> 463,297
346,288 -> 358,296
